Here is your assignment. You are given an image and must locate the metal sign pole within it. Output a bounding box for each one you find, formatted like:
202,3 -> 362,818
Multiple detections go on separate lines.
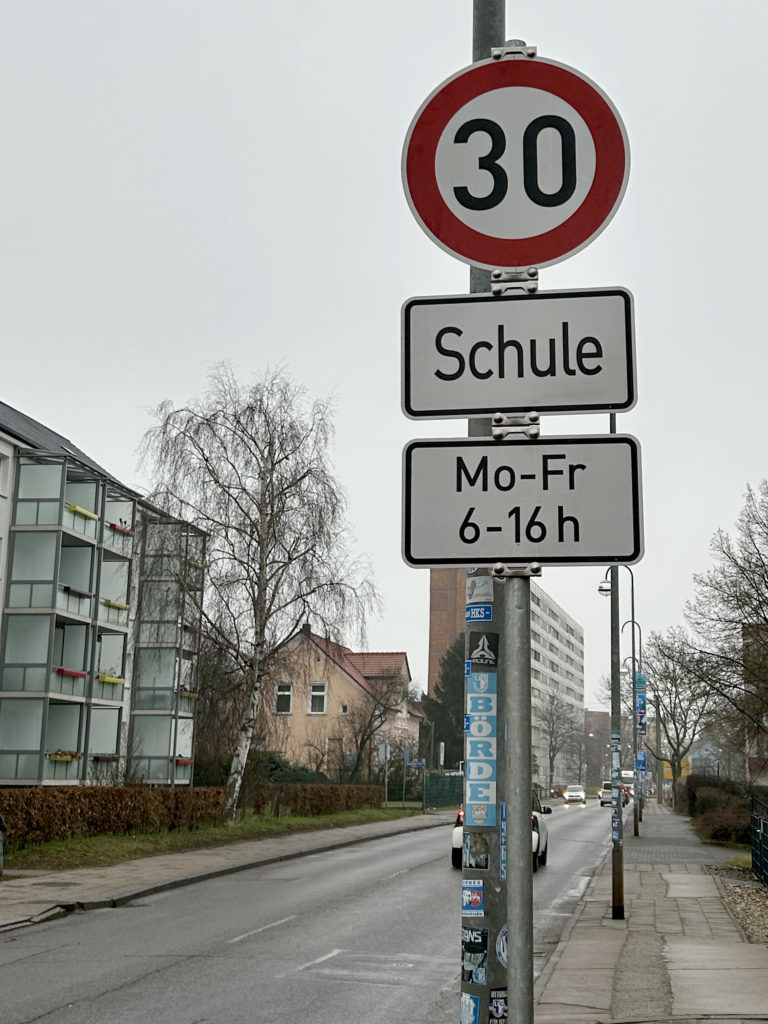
503,572 -> 534,1023
460,8 -> 507,1024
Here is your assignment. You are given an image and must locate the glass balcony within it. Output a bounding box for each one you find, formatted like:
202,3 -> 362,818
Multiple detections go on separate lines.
50,667 -> 87,697
0,751 -> 40,780
174,758 -> 194,783
56,584 -> 93,618
0,666 -> 47,692
133,688 -> 175,711
103,521 -> 134,558
129,756 -> 175,783
7,582 -> 55,608
62,503 -> 99,540
44,751 -> 83,780
92,674 -> 126,702
14,499 -> 60,526
97,599 -> 129,628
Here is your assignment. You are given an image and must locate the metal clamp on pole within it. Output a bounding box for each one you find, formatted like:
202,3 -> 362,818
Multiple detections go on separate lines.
491,267 -> 538,294
491,412 -> 540,440
491,39 -> 537,60
490,562 -> 542,581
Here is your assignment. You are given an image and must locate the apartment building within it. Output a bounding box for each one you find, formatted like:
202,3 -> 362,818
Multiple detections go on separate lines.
0,403 -> 205,787
428,569 -> 585,786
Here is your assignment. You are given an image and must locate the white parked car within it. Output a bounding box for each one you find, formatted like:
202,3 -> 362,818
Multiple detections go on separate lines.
451,792 -> 552,872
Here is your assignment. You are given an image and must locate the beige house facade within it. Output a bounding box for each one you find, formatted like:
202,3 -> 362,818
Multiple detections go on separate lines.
264,625 -> 421,780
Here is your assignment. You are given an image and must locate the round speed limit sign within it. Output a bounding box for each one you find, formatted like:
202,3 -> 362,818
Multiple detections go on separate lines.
402,56 -> 629,270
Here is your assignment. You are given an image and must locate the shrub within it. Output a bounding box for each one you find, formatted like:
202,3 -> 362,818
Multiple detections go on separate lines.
0,787 -> 225,852
693,799 -> 751,846
693,786 -> 731,816
252,783 -> 384,817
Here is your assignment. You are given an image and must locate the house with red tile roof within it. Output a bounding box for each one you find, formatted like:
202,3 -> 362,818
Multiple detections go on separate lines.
264,624 -> 423,781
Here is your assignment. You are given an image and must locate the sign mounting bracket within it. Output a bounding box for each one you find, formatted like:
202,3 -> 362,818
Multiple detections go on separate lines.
491,268 -> 539,295
491,40 -> 537,60
490,562 -> 542,580
492,412 -> 540,441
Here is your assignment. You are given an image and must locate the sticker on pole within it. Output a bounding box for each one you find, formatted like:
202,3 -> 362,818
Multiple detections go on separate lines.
402,55 -> 629,269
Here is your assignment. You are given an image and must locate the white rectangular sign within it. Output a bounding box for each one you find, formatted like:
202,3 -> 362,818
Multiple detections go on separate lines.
402,288 -> 635,418
403,436 -> 643,567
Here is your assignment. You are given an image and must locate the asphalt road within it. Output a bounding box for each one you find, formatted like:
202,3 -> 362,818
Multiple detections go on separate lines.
0,802 -> 612,1024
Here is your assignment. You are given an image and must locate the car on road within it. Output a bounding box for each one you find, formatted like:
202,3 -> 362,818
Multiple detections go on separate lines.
451,792 -> 552,872
563,784 -> 587,805
599,781 -> 629,806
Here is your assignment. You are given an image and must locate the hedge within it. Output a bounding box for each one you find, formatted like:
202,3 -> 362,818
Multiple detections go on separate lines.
0,787 -> 226,853
252,783 -> 384,817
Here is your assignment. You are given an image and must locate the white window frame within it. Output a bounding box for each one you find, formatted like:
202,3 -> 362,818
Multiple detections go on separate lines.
309,681 -> 327,715
275,681 -> 292,715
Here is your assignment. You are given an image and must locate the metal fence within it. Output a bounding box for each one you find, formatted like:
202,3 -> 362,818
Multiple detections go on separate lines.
752,793 -> 768,888
424,772 -> 463,809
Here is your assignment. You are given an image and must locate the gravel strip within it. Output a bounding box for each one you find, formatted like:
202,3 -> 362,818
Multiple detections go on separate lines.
707,865 -> 768,945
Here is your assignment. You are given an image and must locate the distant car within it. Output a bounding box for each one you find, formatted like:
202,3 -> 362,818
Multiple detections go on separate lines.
550,784 -> 566,799
563,784 -> 587,805
451,793 -> 552,872
599,782 -> 629,807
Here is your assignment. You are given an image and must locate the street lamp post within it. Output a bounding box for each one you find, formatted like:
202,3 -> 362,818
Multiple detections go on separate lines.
622,615 -> 643,831
597,569 -> 624,919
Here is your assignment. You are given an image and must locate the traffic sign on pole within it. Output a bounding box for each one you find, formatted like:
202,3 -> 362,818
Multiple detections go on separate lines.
402,287 -> 635,418
402,55 -> 629,269
403,435 -> 642,566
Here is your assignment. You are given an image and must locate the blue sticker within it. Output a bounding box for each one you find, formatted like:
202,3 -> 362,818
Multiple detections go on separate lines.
460,992 -> 481,1024
466,604 -> 493,622
466,801 -> 496,826
462,879 -> 484,917
499,802 -> 507,881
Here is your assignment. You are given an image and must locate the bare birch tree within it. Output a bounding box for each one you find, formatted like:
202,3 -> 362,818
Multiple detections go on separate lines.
140,363 -> 378,818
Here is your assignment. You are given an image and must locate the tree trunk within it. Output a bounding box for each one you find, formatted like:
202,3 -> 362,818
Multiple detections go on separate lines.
223,669 -> 261,821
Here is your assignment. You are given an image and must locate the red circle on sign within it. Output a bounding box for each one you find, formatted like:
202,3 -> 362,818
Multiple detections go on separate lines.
402,57 -> 629,269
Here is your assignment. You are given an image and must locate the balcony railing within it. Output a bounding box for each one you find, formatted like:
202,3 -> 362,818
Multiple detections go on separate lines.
57,584 -> 93,618
98,598 -> 129,628
51,666 -> 87,697
62,503 -> 99,540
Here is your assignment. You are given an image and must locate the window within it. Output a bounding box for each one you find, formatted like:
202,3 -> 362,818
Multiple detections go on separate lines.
340,703 -> 349,715
275,682 -> 292,714
309,682 -> 327,714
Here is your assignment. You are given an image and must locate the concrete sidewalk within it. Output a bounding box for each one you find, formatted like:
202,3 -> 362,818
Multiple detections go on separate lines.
0,809 -> 455,931
534,799 -> 768,1024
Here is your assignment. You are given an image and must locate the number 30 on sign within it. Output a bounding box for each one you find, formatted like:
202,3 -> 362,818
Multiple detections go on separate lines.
402,55 -> 629,270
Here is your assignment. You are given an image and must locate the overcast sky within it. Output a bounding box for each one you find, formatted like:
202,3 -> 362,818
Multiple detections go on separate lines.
2,2 -> 766,707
